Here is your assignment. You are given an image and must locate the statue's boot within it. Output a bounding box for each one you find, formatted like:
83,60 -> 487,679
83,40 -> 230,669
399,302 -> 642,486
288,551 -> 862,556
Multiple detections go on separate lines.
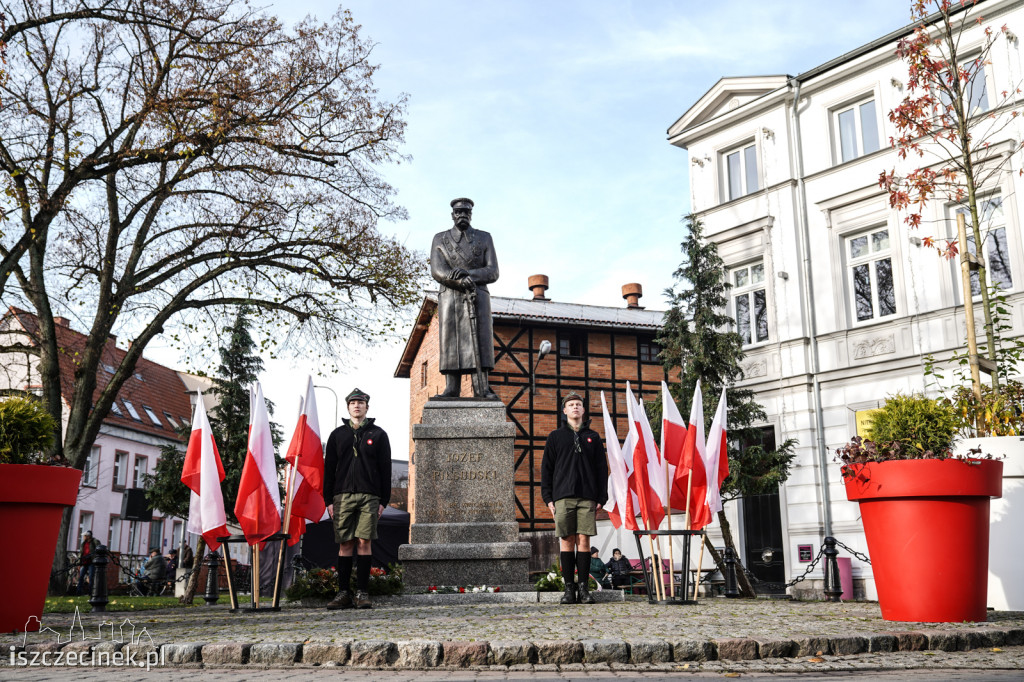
434,373 -> 461,398
476,374 -> 499,400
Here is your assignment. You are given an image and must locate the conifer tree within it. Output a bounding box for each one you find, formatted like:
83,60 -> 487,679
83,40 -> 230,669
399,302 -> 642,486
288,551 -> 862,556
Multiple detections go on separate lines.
656,214 -> 796,597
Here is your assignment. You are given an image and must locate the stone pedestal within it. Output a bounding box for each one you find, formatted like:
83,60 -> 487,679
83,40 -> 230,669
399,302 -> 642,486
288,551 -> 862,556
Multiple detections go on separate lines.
399,401 -> 532,591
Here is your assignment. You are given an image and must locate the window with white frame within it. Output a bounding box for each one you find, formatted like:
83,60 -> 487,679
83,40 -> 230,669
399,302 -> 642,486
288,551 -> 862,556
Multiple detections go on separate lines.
108,515 -> 122,552
954,196 -> 1013,296
148,518 -> 163,552
847,227 -> 897,322
730,262 -> 769,345
82,445 -> 100,487
723,141 -> 759,201
79,511 -> 94,539
834,97 -> 880,163
938,58 -> 989,116
112,450 -> 128,489
133,455 -> 148,488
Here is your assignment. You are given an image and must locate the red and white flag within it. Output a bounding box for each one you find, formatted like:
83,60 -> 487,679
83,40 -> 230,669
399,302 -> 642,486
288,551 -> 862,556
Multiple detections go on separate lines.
704,388 -> 729,517
660,381 -> 688,470
234,382 -> 282,544
284,378 -> 326,546
678,381 -> 711,529
181,391 -> 228,551
626,383 -> 665,531
601,391 -> 636,531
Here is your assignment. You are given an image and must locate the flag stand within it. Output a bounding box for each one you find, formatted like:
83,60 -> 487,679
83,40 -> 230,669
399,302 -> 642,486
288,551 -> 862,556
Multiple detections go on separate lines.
632,529 -> 703,605
217,532 -> 291,612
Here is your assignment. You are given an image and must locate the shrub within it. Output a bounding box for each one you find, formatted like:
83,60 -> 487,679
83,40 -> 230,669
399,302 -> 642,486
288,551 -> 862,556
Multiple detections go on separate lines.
865,393 -> 959,457
0,397 -> 57,465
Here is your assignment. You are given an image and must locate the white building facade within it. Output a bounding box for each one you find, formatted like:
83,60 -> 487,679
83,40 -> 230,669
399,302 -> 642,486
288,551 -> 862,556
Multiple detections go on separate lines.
665,0 -> 1024,601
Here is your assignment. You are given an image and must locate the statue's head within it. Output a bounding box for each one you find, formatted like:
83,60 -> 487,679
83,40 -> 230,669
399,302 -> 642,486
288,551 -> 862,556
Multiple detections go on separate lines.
450,197 -> 474,230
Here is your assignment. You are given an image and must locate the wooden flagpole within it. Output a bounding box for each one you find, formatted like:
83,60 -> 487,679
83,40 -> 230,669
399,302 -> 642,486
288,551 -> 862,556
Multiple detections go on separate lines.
222,549 -> 238,610
692,533 -> 706,601
664,505 -> 675,598
272,463 -> 296,607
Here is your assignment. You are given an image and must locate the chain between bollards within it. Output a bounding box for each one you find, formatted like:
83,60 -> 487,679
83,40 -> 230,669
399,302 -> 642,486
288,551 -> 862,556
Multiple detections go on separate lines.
89,544 -> 109,612
203,551 -> 220,605
822,536 -> 843,602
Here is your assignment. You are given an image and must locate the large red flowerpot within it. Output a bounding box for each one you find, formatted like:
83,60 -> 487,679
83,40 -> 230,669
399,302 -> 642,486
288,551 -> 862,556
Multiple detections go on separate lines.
0,464 -> 82,633
844,458 -> 1003,622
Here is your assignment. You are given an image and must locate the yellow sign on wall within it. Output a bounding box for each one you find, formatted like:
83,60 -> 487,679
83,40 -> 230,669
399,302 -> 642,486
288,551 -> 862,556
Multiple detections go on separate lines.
855,409 -> 880,439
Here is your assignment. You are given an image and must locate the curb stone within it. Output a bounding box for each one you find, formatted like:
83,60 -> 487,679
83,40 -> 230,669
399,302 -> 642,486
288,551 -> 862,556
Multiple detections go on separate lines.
868,634 -> 898,652
201,643 -> 249,665
629,639 -> 671,663
895,631 -> 929,651
715,638 -> 758,660
349,639 -> 397,666
755,638 -> 796,658
488,640 -> 535,665
395,641 -> 440,668
793,636 -> 831,656
301,643 -> 348,666
535,640 -> 583,664
161,643 -> 203,664
249,643 -> 300,665
829,635 -> 869,655
671,639 -> 717,661
581,639 -> 628,664
442,641 -> 488,666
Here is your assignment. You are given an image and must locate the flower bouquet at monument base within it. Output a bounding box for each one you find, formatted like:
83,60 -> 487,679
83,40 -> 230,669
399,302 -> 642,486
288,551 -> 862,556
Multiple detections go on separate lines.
836,394 -> 1002,623
532,562 -> 598,592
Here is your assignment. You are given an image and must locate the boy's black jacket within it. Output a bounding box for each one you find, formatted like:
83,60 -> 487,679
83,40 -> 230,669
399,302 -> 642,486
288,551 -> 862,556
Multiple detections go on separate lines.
323,418 -> 392,507
541,421 -> 608,505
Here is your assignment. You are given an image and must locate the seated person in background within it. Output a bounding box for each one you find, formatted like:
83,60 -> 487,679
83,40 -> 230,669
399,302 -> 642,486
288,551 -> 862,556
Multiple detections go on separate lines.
589,547 -> 610,589
605,547 -> 632,589
166,548 -> 179,581
141,547 -> 167,595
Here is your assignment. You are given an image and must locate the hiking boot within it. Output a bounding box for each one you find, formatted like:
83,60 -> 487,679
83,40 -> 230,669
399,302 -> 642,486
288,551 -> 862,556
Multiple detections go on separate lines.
326,590 -> 354,610
577,583 -> 595,604
354,590 -> 372,609
559,585 -> 577,604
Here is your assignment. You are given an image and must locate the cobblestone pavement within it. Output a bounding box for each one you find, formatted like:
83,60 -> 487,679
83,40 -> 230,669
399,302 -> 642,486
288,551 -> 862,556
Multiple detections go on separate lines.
1,647 -> 1023,679
2,599 -> 1022,672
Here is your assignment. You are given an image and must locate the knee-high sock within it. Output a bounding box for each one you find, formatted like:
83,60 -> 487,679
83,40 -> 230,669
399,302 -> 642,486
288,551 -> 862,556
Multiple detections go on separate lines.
576,551 -> 590,588
560,551 -> 576,585
337,555 -> 353,593
356,554 -> 372,592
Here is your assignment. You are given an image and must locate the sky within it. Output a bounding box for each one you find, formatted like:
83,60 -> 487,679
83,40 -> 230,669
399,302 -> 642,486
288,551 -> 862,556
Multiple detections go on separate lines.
150,0 -> 918,459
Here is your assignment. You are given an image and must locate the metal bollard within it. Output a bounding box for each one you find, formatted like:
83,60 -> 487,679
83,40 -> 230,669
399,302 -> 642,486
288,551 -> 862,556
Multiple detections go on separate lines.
723,546 -> 740,598
823,537 -> 843,602
203,551 -> 220,605
89,545 -> 109,612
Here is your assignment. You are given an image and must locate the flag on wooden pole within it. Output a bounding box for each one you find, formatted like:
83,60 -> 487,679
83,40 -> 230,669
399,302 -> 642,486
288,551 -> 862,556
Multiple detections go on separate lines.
284,378 -> 326,545
601,391 -> 636,530
671,381 -> 711,529
704,388 -> 729,516
235,382 -> 282,543
626,383 -> 665,531
181,391 -> 228,551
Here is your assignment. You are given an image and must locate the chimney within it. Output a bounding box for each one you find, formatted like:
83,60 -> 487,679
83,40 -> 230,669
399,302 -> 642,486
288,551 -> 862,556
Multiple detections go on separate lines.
622,283 -> 644,309
53,316 -> 71,328
528,274 -> 550,301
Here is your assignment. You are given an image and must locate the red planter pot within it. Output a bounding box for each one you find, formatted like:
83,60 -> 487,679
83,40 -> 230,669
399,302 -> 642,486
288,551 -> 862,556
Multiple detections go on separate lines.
844,458 -> 1003,622
0,464 -> 82,633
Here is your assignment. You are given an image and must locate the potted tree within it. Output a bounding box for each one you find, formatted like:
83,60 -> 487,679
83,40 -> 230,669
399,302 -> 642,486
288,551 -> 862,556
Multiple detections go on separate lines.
0,397 -> 83,633
838,394 -> 1002,623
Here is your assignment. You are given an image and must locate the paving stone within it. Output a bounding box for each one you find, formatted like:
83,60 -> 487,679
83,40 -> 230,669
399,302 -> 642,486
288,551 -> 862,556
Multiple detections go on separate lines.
62,641 -> 93,654
793,636 -> 830,657
91,641 -> 123,655
927,631 -> 964,652
629,639 -> 671,663
507,663 -> 534,671
715,638 -> 758,660
487,640 -> 535,665
581,639 -> 628,663
442,641 -> 488,667
249,643 -> 300,665
24,641 -> 65,653
534,640 -> 583,664
349,639 -> 397,667
868,634 -> 898,652
672,639 -> 716,661
755,638 -> 795,659
829,636 -> 868,655
1004,628 -> 1024,646
161,643 -> 203,664
301,642 -> 348,666
894,631 -> 929,651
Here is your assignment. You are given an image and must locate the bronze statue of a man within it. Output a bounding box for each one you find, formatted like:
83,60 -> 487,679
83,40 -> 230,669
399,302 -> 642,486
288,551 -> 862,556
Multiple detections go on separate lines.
430,198 -> 499,399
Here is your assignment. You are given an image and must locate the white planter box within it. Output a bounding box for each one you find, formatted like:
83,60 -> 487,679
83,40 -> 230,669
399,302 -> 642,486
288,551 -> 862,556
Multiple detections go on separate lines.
955,436 -> 1024,611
